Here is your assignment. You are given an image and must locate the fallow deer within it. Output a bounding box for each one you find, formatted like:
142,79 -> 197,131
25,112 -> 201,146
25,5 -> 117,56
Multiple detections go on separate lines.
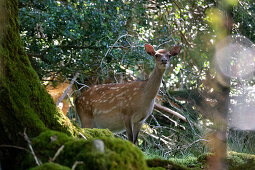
75,44 -> 181,144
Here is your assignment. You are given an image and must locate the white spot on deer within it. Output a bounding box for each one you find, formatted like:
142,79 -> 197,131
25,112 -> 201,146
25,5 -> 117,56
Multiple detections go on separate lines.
109,97 -> 115,104
116,91 -> 126,98
83,97 -> 85,100
110,87 -> 119,90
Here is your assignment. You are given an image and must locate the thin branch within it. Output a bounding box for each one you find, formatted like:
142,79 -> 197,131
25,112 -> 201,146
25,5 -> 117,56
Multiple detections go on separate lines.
154,103 -> 187,122
23,129 -> 42,166
182,139 -> 208,152
154,109 -> 178,127
101,34 -> 133,67
79,132 -> 87,140
56,73 -> 80,106
141,130 -> 171,149
72,161 -> 84,170
50,145 -> 65,162
0,144 -> 30,153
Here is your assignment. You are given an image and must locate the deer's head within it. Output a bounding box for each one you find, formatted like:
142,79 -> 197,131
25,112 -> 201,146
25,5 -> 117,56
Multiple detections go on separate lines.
145,44 -> 181,70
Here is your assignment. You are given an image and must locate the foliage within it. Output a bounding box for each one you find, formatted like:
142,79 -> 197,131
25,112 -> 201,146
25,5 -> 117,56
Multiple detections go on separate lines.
18,0 -> 255,159
147,158 -> 188,170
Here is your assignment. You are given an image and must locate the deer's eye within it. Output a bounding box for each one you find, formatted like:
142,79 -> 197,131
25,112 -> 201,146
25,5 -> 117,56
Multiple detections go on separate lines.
155,54 -> 161,58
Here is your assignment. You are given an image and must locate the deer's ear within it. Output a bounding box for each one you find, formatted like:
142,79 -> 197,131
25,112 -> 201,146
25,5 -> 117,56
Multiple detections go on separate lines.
145,44 -> 156,56
170,45 -> 181,56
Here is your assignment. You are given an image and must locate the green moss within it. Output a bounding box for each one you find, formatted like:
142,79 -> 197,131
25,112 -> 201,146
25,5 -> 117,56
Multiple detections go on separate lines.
227,151 -> 255,170
29,162 -> 70,170
83,128 -> 114,139
197,153 -> 214,164
231,162 -> 255,170
149,167 -> 166,170
146,158 -> 189,170
170,157 -> 200,169
22,130 -> 148,170
195,152 -> 255,169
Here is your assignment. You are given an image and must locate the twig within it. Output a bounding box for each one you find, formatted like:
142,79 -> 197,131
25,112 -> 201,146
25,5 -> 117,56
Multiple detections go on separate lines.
101,34 -> 133,67
72,161 -> 84,170
104,34 -> 132,57
56,73 -> 80,107
74,80 -> 90,88
0,144 -> 30,153
79,132 -> 87,140
23,129 -> 42,166
182,139 -> 208,152
154,109 -> 178,127
154,103 -> 187,122
141,130 -> 171,149
51,145 -> 65,162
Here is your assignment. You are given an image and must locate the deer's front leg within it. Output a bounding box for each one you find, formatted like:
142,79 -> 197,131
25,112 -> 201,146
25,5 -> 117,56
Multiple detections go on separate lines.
124,115 -> 134,143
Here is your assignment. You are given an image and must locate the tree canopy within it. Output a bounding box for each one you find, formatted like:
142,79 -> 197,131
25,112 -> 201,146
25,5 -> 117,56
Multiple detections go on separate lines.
18,0 -> 255,156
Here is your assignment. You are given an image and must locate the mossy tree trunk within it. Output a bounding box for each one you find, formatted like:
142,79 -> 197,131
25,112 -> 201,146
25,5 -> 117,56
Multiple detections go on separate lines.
0,1 -> 79,169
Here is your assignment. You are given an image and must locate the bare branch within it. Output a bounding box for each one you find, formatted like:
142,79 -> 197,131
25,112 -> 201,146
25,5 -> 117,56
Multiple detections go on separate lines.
56,73 -> 80,107
0,144 -> 30,153
23,129 -> 42,166
50,145 -> 65,162
154,103 -> 187,122
154,109 -> 178,127
72,161 -> 84,170
141,130 -> 171,149
79,132 -> 87,140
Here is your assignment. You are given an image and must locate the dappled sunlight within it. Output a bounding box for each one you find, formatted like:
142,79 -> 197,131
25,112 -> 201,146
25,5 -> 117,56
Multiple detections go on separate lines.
215,35 -> 255,79
214,35 -> 255,131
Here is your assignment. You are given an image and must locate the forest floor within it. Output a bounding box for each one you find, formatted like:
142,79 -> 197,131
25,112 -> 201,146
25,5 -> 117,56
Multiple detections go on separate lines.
146,151 -> 255,170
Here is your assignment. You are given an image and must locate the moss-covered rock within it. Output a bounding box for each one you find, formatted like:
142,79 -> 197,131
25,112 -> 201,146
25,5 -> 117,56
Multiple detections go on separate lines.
83,128 -> 114,139
149,167 -> 166,170
22,130 -> 148,170
196,151 -> 255,169
227,151 -> 255,170
169,157 -> 200,169
29,162 -> 70,170
197,152 -> 214,164
146,158 -> 189,170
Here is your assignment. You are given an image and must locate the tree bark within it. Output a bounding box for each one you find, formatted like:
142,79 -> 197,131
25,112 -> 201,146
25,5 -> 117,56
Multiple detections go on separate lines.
207,1 -> 233,170
0,1 -> 79,169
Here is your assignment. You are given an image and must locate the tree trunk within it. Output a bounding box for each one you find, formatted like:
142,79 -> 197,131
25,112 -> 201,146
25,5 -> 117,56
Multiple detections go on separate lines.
0,1 -> 79,169
207,1 -> 233,170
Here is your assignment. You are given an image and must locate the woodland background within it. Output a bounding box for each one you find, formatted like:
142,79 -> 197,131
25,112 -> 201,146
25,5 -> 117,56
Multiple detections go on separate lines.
0,0 -> 255,169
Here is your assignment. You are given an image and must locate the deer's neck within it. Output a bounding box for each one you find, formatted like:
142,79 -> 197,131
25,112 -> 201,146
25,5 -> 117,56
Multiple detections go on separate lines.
143,67 -> 165,102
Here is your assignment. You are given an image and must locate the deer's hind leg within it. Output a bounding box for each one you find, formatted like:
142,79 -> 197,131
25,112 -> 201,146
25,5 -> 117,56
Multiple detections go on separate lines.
76,100 -> 94,128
